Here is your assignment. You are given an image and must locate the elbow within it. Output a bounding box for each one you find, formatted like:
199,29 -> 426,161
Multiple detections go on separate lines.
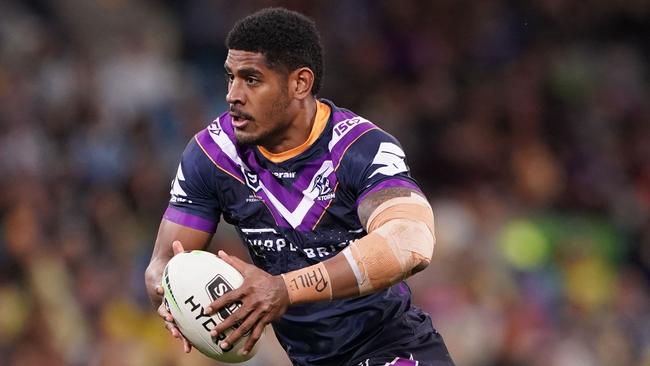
373,218 -> 435,277
410,225 -> 435,275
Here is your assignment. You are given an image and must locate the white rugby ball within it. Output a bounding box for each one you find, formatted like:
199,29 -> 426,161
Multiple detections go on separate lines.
161,250 -> 262,363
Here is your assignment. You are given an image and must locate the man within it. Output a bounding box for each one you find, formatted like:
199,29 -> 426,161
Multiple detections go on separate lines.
145,7 -> 454,366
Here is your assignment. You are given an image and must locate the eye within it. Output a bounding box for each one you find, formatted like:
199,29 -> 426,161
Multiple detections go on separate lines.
225,73 -> 234,83
246,77 -> 259,86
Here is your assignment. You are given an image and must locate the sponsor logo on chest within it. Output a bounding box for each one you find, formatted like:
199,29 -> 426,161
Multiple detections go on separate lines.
272,171 -> 296,179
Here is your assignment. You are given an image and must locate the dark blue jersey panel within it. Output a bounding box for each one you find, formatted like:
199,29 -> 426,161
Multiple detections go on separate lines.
165,138 -> 222,232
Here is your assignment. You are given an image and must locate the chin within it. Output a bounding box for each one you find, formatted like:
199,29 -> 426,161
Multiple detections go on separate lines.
234,130 -> 262,146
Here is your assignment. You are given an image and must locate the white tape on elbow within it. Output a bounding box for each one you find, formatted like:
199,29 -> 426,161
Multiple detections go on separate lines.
375,218 -> 434,268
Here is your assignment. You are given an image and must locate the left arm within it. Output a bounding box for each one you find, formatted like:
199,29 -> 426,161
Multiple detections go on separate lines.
206,186 -> 435,355
281,186 -> 435,302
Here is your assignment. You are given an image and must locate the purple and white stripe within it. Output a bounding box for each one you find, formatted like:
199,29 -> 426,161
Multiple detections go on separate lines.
195,111 -> 384,230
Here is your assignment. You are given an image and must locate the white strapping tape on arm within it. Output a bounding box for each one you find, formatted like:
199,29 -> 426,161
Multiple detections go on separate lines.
343,193 -> 435,295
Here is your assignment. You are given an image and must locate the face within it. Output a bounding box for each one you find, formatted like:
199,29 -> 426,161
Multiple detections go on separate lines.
224,50 -> 293,147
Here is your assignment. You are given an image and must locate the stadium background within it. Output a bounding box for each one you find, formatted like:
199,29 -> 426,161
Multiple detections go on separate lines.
1,1 -> 649,365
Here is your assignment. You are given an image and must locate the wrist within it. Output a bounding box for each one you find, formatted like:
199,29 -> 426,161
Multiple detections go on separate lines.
280,262 -> 332,305
275,274 -> 291,306
145,264 -> 164,306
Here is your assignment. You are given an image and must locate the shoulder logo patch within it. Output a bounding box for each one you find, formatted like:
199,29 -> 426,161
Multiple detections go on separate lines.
368,142 -> 409,178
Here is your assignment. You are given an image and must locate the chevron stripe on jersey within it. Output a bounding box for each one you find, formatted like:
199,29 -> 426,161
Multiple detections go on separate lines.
195,113 -> 376,230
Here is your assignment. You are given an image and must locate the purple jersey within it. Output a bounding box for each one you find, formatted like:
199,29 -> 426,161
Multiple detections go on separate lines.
165,99 -> 437,365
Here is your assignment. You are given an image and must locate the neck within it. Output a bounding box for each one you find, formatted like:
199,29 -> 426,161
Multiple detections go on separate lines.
262,97 -> 318,154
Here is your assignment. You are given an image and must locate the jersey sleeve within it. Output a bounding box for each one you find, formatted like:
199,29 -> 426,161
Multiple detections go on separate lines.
341,129 -> 423,207
163,137 -> 221,233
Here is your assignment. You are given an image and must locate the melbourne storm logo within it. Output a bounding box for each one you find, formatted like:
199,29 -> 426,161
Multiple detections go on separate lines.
311,173 -> 335,201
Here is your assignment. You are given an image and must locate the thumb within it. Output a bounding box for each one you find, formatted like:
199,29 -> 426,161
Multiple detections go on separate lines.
172,240 -> 185,255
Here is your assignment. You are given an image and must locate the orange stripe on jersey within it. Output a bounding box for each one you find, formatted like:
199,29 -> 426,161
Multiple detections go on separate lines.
258,100 -> 331,163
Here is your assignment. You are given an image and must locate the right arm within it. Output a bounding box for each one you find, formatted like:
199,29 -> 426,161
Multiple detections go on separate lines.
145,136 -> 222,352
144,219 -> 212,353
144,219 -> 213,307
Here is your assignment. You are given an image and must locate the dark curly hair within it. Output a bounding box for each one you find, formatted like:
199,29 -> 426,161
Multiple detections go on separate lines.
226,7 -> 324,95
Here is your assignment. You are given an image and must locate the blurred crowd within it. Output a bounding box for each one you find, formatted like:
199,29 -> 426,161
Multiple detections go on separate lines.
1,1 -> 649,365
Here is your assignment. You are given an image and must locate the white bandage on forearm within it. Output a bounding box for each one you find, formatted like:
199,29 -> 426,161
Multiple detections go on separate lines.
343,193 -> 435,295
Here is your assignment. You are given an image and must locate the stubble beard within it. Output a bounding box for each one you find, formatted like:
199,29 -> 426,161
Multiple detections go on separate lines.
234,93 -> 291,148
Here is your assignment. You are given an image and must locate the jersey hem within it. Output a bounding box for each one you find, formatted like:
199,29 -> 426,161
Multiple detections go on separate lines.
356,178 -> 421,207
163,206 -> 217,233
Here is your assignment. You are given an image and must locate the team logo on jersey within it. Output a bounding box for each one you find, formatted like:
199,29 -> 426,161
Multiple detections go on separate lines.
242,169 -> 262,192
368,142 -> 409,178
311,173 -> 335,201
170,164 -> 191,203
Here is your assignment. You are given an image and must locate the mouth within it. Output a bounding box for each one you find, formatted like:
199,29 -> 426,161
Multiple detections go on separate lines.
229,112 -> 253,129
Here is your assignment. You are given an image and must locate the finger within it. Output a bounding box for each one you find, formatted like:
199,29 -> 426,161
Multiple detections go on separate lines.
172,240 -> 185,255
205,288 -> 243,315
156,285 -> 164,296
241,319 -> 267,355
182,335 -> 192,353
158,303 -> 174,322
219,309 -> 263,353
165,321 -> 180,338
217,250 -> 249,273
210,301 -> 253,337
166,322 -> 192,353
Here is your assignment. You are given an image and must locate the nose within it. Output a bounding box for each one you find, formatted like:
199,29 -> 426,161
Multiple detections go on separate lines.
226,78 -> 245,105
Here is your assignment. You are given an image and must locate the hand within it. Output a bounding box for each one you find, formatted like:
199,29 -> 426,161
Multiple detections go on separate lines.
206,250 -> 290,356
157,240 -> 192,353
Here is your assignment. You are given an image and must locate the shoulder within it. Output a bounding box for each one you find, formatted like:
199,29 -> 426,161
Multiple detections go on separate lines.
322,101 -> 387,161
334,116 -> 406,174
324,102 -> 420,197
322,99 -> 403,159
323,100 -> 410,176
194,111 -> 237,154
178,112 -> 240,179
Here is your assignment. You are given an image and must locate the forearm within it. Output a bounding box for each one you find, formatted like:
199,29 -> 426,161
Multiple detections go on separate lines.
282,193 -> 435,304
145,218 -> 214,307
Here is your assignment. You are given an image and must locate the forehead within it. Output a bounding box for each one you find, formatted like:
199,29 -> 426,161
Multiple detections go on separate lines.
225,49 -> 271,72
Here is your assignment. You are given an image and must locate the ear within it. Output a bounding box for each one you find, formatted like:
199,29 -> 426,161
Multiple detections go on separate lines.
290,67 -> 315,100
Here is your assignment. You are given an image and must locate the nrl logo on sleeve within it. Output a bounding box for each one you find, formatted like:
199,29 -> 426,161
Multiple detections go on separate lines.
368,142 -> 409,178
